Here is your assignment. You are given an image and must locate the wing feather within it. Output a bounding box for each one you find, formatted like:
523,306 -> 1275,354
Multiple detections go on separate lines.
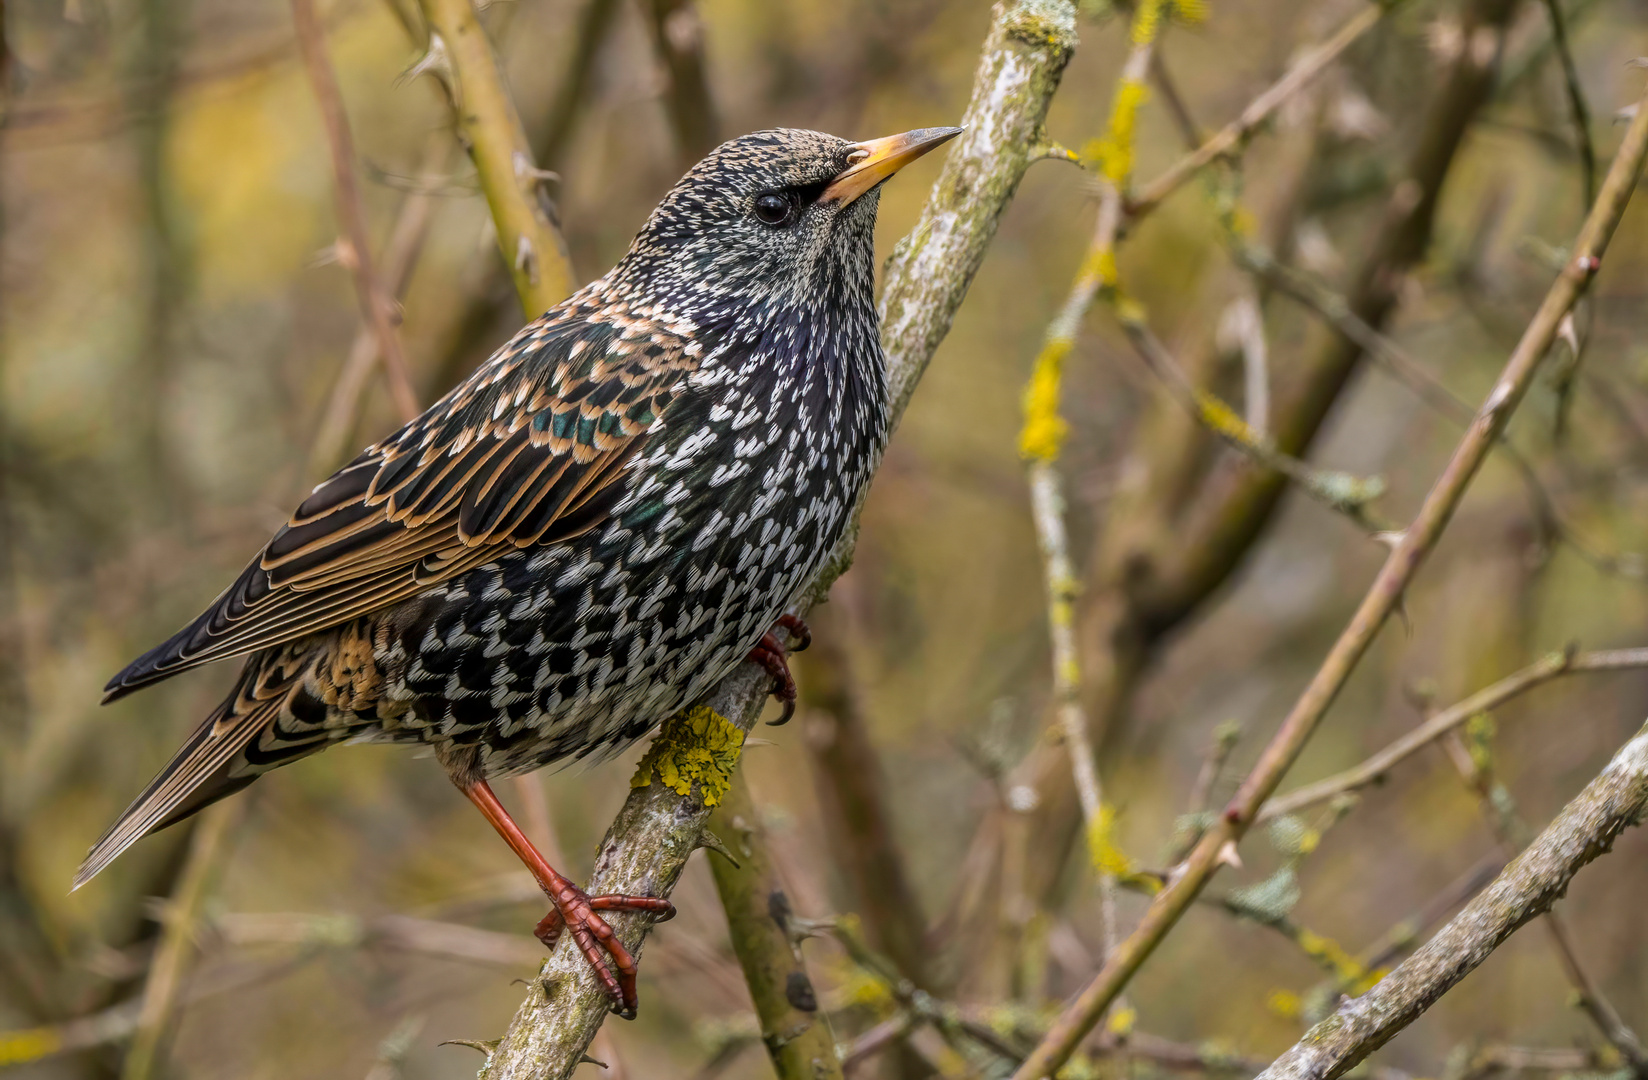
103,303 -> 702,702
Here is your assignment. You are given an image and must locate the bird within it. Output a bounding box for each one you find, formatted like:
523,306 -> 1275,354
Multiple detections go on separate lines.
81,125 -> 961,1018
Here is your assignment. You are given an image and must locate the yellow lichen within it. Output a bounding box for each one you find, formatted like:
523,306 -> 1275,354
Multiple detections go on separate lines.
1019,339 -> 1073,461
1094,80 -> 1150,184
0,1027 -> 62,1068
1130,0 -> 1168,44
1087,804 -> 1161,892
1266,989 -> 1303,1019
629,705 -> 744,806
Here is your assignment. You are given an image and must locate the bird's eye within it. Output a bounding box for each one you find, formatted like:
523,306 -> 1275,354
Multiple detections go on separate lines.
753,193 -> 795,227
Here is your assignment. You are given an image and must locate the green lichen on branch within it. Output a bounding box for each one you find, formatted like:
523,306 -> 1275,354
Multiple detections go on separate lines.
629,705 -> 743,806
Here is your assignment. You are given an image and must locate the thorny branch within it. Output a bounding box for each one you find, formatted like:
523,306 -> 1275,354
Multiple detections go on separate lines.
1012,67 -> 1648,1080
413,0 -> 573,317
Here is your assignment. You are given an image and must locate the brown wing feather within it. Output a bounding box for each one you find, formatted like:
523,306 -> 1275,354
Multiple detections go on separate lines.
104,302 -> 701,702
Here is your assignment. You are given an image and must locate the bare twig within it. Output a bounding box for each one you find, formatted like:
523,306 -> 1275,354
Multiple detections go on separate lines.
478,4 -> 1079,1075
291,0 -> 421,425
1127,1 -> 1391,219
1258,647 -> 1648,821
1256,723 -> 1648,1080
1012,70 -> 1648,1080
1119,315 -> 1389,530
1539,0 -> 1595,204
414,0 -> 574,317
1439,711 -> 1648,1071
309,133 -> 452,472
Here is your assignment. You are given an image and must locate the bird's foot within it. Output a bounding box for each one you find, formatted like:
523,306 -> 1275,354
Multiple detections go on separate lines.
748,614 -> 810,726
534,885 -> 676,1019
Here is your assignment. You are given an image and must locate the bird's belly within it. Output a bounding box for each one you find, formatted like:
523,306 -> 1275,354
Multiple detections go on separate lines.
372,487 -> 840,777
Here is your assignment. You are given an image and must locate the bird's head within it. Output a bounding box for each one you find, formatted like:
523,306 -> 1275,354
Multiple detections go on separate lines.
609,126 -> 961,320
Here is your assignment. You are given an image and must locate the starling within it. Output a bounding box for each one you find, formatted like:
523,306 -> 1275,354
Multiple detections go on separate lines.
81,125 -> 960,1017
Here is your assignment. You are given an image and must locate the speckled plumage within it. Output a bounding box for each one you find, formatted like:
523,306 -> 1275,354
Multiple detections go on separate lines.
79,128 -> 944,889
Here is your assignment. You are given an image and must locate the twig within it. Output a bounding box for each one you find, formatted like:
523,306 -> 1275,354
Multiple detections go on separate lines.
706,772 -> 843,1080
1539,0 -> 1595,204
1011,70 -> 1648,1080
1358,850 -> 1506,971
1127,1 -> 1391,219
1257,647 -> 1648,821
1119,314 -> 1389,530
478,4 -> 1079,1076
291,0 -> 421,425
1255,723 -> 1648,1080
309,132 -> 451,473
414,0 -> 574,317
1439,710 -> 1648,1071
119,800 -> 245,1080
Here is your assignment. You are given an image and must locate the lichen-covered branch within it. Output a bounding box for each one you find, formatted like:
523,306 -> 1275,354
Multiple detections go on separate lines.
475,4 -> 1078,1076
414,0 -> 573,317
1011,68 -> 1648,1080
706,771 -> 844,1080
1256,723 -> 1648,1080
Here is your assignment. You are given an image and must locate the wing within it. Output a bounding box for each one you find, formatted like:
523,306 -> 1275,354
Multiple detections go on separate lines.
104,301 -> 703,702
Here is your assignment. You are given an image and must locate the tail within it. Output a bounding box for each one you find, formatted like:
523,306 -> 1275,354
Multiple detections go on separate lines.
75,647 -> 322,889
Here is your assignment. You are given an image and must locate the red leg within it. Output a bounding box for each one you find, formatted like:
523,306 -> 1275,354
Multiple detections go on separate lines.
461,779 -> 674,1019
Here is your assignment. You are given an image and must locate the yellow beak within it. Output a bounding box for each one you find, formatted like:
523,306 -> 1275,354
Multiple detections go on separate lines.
821,126 -> 963,206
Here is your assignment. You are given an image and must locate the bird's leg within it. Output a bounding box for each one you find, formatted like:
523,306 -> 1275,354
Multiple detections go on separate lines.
748,614 -> 810,726
459,778 -> 674,1019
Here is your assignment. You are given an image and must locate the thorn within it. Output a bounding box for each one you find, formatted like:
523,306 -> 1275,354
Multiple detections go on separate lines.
513,150 -> 561,184
740,737 -> 777,748
440,1038 -> 500,1056
516,235 -> 540,284
1373,529 -> 1405,550
1557,312 -> 1580,357
401,32 -> 454,90
696,828 -> 741,869
580,1054 -> 610,1068
1216,840 -> 1243,869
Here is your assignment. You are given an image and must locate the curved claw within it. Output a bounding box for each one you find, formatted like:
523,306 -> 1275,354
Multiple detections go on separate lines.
747,631 -> 798,725
535,888 -> 675,1019
776,613 -> 812,652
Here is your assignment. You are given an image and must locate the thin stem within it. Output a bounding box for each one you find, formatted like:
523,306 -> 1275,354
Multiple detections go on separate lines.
1127,2 -> 1391,219
291,0 -> 420,425
1257,648 -> 1648,821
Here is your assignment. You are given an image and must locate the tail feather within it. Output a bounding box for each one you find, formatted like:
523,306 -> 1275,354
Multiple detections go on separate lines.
75,650 -> 315,890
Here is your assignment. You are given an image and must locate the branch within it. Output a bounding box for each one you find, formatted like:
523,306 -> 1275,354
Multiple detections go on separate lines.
477,3 -> 1079,1075
291,0 -> 420,425
1011,69 -> 1648,1080
1126,0 -> 1391,219
1257,647 -> 1648,821
1256,723 -> 1648,1080
414,0 -> 574,317
706,772 -> 843,1080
